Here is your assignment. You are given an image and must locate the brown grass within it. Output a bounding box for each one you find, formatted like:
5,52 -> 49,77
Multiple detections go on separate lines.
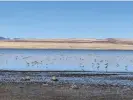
1,38 -> 133,50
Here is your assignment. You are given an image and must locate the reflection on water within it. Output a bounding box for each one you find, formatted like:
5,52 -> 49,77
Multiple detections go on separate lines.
0,49 -> 133,72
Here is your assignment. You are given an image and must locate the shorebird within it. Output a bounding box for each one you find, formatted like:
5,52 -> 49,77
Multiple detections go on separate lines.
23,56 -> 32,59
97,63 -> 100,71
25,61 -> 30,67
105,63 -> 108,72
125,65 -> 128,71
116,63 -> 119,67
92,63 -> 94,69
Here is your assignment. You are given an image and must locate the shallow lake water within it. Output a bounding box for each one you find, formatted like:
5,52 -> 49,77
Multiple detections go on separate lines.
0,49 -> 133,72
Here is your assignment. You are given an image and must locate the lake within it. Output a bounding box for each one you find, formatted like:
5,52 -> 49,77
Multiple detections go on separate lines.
0,49 -> 133,72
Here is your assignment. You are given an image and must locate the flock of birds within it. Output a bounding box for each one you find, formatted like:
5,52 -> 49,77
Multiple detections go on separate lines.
0,53 -> 133,72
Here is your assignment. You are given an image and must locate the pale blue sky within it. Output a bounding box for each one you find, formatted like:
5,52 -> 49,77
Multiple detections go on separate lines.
0,1 -> 133,39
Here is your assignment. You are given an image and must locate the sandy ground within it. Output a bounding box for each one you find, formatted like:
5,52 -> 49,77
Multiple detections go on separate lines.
0,82 -> 133,100
1,41 -> 133,50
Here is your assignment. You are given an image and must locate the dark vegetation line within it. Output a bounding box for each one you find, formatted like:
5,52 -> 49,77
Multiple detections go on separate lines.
0,70 -> 133,73
0,70 -> 95,72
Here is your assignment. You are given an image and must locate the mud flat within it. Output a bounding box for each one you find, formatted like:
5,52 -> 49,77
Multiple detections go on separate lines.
0,71 -> 133,100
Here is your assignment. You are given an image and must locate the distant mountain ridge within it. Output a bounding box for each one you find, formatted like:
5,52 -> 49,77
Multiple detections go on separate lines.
0,37 -> 21,40
0,36 -> 11,40
0,36 -> 6,40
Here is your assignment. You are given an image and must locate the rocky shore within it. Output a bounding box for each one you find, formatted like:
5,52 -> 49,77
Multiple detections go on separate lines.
0,71 -> 133,100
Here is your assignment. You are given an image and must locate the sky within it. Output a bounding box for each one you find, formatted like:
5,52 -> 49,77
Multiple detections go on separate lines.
0,1 -> 133,39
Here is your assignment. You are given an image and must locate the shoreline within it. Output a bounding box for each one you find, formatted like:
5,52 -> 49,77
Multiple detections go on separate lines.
0,47 -> 133,51
1,70 -> 133,99
0,70 -> 133,73
1,71 -> 133,100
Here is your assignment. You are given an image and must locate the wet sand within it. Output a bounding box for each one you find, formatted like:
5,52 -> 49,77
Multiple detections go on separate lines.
0,71 -> 133,100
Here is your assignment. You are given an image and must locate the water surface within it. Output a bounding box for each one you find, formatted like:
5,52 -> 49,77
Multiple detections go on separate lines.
0,49 -> 133,72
